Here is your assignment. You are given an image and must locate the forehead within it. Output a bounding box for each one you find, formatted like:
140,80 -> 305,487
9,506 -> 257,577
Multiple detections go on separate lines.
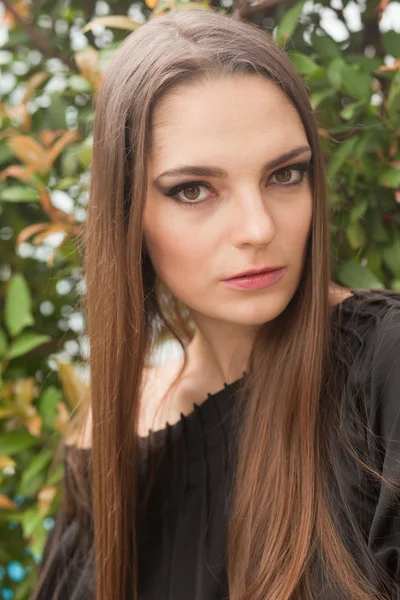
149,75 -> 306,165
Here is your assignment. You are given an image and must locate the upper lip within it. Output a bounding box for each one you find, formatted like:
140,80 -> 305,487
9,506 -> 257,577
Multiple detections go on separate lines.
223,266 -> 285,280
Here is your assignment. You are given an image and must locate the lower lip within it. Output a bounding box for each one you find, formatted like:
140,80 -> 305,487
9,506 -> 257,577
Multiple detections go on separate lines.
222,267 -> 286,291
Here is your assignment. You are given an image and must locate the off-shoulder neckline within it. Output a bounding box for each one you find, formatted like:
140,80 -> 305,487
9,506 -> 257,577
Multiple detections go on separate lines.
66,289 -> 365,454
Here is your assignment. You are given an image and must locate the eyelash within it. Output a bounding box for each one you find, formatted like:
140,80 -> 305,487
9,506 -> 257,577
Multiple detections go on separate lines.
163,161 -> 313,208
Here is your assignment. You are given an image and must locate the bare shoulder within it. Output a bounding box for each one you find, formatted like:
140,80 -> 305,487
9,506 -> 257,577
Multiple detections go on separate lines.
138,360 -> 185,436
69,403 -> 93,450
72,361 -> 185,447
329,283 -> 353,307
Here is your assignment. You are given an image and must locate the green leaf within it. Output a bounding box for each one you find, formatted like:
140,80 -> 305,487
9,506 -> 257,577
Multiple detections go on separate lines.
340,66 -> 372,101
20,506 -> 42,539
338,261 -> 384,289
47,461 -> 65,486
289,52 -> 319,75
378,168 -> 400,188
17,450 -> 53,497
4,274 -> 35,337
326,57 -> 345,90
371,218 -> 390,243
327,138 -> 359,180
46,92 -> 67,129
383,30 -> 400,58
387,77 -> 400,115
310,88 -> 336,109
275,0 -> 305,46
346,55 -> 383,73
0,328 -> 8,358
54,176 -> 80,190
38,386 -> 63,430
67,74 -> 92,93
0,431 -> 37,455
340,100 -> 364,120
79,135 -> 93,168
346,223 -> 366,249
311,30 -> 341,59
382,236 -> 400,278
365,247 -> 385,282
0,186 -> 40,203
349,200 -> 368,224
47,462 -> 65,485
7,331 -> 52,360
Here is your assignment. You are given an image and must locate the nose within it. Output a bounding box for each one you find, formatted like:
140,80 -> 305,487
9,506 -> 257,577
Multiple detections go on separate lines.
229,187 -> 276,248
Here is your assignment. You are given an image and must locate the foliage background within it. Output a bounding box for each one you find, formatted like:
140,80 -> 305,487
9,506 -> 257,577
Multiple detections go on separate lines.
0,0 -> 399,597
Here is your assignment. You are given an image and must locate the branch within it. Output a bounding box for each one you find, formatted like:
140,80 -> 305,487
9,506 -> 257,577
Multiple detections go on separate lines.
232,0 -> 284,21
0,0 -> 78,72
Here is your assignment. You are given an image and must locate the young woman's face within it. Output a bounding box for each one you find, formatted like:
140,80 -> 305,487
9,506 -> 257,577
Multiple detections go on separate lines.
143,75 -> 313,328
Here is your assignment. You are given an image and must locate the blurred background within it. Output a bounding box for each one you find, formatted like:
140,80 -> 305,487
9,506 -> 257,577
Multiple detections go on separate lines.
0,0 -> 399,597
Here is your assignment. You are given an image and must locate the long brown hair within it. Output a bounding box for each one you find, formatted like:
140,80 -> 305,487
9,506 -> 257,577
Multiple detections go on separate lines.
32,8 -> 399,600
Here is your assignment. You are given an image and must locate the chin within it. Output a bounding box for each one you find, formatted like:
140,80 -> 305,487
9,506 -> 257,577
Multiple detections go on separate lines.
221,296 -> 292,327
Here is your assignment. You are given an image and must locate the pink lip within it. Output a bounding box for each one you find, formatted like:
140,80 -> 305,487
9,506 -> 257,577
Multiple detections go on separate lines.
222,267 -> 286,291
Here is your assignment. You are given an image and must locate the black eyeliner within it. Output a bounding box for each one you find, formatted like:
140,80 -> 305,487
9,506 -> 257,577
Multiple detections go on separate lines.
162,159 -> 313,206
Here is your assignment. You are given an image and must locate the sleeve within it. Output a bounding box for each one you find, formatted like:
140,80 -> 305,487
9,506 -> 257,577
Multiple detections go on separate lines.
367,307 -> 400,598
32,448 -> 95,600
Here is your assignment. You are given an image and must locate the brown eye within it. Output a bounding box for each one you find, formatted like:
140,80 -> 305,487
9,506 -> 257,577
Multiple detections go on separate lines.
181,185 -> 202,201
273,168 -> 294,184
269,164 -> 309,186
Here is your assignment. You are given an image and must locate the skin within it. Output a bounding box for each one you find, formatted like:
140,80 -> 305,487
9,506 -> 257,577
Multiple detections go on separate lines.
139,74 -> 350,433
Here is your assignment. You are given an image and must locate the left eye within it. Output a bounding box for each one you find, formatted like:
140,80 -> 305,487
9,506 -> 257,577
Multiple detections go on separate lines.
173,183 -> 211,204
270,167 -> 304,185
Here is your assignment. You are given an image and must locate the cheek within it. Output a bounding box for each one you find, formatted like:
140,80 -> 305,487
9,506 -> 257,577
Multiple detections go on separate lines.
143,208 -> 208,287
282,193 -> 313,246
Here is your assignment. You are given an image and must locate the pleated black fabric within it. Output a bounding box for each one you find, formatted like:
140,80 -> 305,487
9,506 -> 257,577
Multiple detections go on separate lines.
36,288 -> 400,599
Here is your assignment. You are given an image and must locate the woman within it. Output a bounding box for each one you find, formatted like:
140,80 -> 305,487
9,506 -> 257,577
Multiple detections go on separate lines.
32,8 -> 400,600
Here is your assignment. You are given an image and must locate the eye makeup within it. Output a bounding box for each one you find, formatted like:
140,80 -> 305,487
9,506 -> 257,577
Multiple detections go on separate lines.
159,160 -> 313,209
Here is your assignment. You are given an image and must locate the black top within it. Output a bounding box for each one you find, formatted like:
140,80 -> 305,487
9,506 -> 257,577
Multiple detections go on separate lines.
36,288 -> 400,599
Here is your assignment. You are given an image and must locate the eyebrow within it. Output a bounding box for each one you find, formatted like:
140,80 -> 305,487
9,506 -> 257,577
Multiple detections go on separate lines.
153,145 -> 312,185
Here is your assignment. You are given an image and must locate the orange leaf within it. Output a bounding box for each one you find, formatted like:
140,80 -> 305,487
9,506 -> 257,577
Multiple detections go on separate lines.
13,377 -> 36,411
7,136 -> 49,173
48,129 -> 81,166
38,485 -> 57,516
38,129 -> 65,147
81,15 -> 142,33
389,141 -> 398,158
145,0 -> 159,9
378,0 -> 390,20
26,413 -> 43,437
57,362 -> 88,410
0,456 -> 16,470
3,2 -> 31,30
396,190 -> 400,204
318,128 -> 330,141
22,72 -> 52,105
1,103 -> 31,129
375,148 -> 388,164
13,377 -> 37,414
74,48 -> 104,90
377,59 -> 400,72
54,401 -> 71,433
0,164 -> 35,182
38,185 -> 70,222
32,223 -> 70,245
0,494 -> 18,511
17,223 -> 48,246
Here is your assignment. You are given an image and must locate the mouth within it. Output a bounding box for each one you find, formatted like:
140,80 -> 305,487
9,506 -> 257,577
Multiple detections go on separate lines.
223,266 -> 285,281
221,267 -> 287,291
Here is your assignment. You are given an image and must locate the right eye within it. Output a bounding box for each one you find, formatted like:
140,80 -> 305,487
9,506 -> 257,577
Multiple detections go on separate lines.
164,182 -> 215,207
